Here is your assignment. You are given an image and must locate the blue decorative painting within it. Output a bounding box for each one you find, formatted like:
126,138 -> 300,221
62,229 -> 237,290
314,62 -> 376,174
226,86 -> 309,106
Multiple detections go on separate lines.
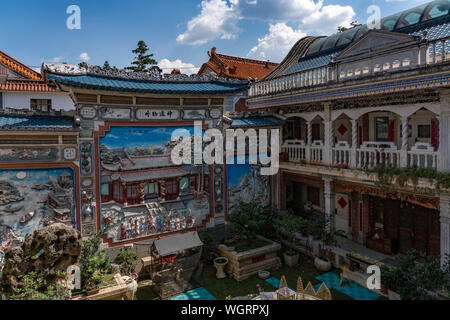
0,168 -> 76,251
226,154 -> 270,215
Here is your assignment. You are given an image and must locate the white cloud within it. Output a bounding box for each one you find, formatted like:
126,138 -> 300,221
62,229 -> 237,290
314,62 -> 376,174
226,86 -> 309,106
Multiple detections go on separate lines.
238,0 -> 323,22
247,23 -> 306,62
176,0 -> 240,45
158,58 -> 200,75
177,0 -> 355,48
79,52 -> 91,62
301,4 -> 355,35
52,56 -> 63,63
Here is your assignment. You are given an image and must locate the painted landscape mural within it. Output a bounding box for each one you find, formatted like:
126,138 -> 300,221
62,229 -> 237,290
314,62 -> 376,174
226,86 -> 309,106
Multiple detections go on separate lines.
99,126 -> 211,244
226,154 -> 270,214
0,168 -> 76,252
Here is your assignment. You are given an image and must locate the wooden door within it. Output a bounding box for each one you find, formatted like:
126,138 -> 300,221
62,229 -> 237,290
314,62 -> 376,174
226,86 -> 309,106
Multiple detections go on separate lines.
384,199 -> 400,240
413,209 -> 428,256
399,207 -> 413,254
428,209 -> 441,258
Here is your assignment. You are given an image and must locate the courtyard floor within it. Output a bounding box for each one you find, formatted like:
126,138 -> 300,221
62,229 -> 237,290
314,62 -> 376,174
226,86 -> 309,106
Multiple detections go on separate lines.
136,253 -> 387,301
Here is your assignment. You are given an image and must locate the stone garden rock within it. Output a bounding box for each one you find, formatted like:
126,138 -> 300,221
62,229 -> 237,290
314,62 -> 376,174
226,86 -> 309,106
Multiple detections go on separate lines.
0,223 -> 82,295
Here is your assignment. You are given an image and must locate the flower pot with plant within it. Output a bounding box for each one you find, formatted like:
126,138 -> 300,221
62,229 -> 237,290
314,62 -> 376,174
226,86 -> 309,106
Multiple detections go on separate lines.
274,211 -> 301,267
80,233 -> 111,295
381,250 -> 450,300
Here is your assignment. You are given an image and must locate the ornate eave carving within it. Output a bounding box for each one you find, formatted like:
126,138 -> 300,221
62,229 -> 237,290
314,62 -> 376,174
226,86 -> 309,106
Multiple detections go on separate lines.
332,181 -> 440,211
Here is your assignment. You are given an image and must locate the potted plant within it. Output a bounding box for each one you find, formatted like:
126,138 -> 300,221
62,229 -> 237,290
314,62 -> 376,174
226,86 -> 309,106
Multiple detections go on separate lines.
200,230 -> 216,264
273,211 -> 300,267
117,248 -> 139,278
381,250 -> 450,300
227,202 -> 269,242
314,246 -> 332,272
80,233 -> 111,295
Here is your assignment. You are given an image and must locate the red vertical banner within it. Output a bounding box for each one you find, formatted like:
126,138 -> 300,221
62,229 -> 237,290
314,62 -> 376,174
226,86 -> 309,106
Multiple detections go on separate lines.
431,120 -> 439,151
359,202 -> 363,232
388,120 -> 395,142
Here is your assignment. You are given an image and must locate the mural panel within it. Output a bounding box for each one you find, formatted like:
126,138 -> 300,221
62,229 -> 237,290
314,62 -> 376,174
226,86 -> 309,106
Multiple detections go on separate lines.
226,154 -> 270,214
0,168 -> 76,251
98,125 -> 212,244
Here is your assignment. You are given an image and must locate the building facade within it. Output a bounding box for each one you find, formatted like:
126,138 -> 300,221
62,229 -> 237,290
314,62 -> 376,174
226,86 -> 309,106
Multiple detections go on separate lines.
0,50 -> 75,112
38,62 -> 251,251
247,0 -> 450,266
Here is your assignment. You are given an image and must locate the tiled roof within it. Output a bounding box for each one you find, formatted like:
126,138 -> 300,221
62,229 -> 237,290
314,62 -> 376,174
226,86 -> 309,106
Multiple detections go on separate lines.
0,50 -> 42,80
229,116 -> 285,128
269,1 -> 450,78
104,167 -> 190,183
0,79 -> 55,92
48,73 -> 247,94
0,115 -> 77,131
199,47 -> 278,80
282,20 -> 450,77
101,154 -> 173,171
284,52 -> 340,76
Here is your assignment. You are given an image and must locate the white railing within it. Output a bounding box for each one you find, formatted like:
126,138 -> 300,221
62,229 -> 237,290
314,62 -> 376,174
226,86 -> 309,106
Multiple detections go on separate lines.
356,149 -> 400,169
282,140 -> 307,162
310,147 -> 323,163
425,37 -> 450,65
408,151 -> 438,169
249,65 -> 332,97
332,148 -> 351,167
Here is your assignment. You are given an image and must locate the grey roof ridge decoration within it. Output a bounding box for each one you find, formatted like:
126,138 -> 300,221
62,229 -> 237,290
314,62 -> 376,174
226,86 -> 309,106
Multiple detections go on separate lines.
42,62 -> 248,85
260,36 -> 323,81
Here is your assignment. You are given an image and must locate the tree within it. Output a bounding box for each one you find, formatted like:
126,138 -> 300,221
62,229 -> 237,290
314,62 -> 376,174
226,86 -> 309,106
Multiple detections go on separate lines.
103,60 -> 119,72
126,40 -> 157,72
117,249 -> 139,276
80,233 -> 111,292
381,250 -> 450,300
228,202 -> 270,240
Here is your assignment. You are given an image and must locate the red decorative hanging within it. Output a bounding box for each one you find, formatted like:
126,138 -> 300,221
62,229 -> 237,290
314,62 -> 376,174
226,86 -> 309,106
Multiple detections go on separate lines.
388,120 -> 395,142
338,197 -> 348,209
431,120 -> 439,151
337,124 -> 348,136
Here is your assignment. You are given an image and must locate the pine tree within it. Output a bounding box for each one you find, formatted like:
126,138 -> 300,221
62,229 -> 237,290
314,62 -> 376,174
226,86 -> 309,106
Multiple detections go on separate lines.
103,61 -> 119,72
126,40 -> 157,72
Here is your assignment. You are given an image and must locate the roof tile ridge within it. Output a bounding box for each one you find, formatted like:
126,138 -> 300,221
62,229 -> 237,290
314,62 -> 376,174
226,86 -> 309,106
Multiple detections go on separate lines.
0,50 -> 42,80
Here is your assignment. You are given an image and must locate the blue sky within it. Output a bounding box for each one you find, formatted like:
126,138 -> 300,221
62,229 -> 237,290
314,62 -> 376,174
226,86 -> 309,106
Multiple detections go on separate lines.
0,0 -> 431,74
101,125 -> 197,149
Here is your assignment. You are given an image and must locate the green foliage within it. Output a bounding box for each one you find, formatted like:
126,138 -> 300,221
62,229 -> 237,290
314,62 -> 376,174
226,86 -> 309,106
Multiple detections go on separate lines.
103,60 -> 119,72
381,250 -> 450,300
117,249 -> 139,275
9,272 -> 70,300
228,202 -> 271,240
201,230 -> 216,262
126,40 -> 157,72
371,166 -> 450,193
80,233 -> 111,291
273,210 -> 301,254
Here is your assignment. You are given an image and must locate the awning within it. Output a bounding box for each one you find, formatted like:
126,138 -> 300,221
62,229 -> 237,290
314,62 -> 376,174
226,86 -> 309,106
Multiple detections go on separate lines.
154,231 -> 203,256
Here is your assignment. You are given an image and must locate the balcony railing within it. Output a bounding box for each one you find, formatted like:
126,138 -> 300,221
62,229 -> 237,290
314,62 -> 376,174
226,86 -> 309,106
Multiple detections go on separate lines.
356,149 -> 401,169
282,140 -> 307,162
284,141 -> 439,170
